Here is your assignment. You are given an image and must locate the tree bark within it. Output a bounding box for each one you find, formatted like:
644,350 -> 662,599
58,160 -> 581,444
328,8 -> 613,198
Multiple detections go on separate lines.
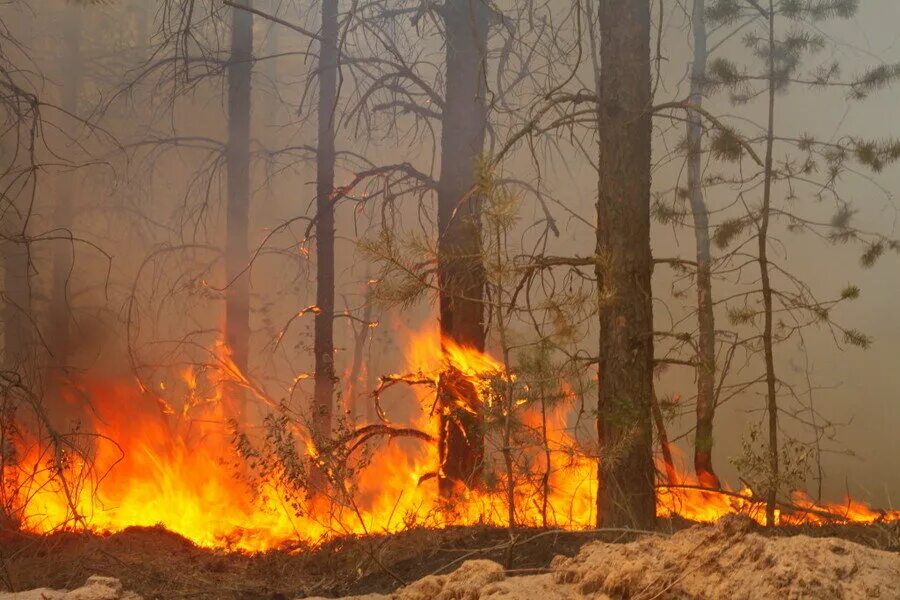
345,285 -> 374,425
595,0 -> 656,529
49,3 -> 82,372
262,0 -> 281,128
687,0 -> 720,489
225,0 -> 253,395
1,233 -> 30,368
312,0 -> 338,443
436,0 -> 489,497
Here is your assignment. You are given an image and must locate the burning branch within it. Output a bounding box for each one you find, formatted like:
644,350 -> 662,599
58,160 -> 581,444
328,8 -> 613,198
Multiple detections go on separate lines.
340,424 -> 434,457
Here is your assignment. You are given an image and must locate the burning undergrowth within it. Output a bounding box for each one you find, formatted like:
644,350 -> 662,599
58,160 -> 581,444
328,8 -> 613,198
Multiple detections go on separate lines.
0,328 -> 898,556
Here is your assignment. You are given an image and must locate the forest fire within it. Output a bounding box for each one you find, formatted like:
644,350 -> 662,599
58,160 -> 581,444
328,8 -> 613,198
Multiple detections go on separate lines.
4,332 -> 897,553
4,2 -> 900,598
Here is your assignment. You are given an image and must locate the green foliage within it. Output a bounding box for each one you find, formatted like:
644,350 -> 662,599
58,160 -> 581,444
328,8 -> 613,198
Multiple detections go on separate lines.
731,422 -> 813,501
713,217 -> 747,249
706,0 -> 743,27
842,328 -> 873,349
839,285 -> 860,300
860,242 -> 884,268
828,205 -> 856,243
851,139 -> 900,172
780,0 -> 859,21
652,197 -> 683,225
727,305 -> 757,326
358,230 -> 433,309
477,159 -> 519,234
710,126 -> 745,162
232,414 -> 312,514
706,57 -> 744,89
850,63 -> 900,99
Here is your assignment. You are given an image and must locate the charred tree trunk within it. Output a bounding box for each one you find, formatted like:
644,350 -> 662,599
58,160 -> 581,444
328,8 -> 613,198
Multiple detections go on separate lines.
312,0 -> 338,443
49,4 -> 82,373
595,0 -> 656,529
436,0 -> 489,497
687,0 -> 720,489
225,0 -> 253,394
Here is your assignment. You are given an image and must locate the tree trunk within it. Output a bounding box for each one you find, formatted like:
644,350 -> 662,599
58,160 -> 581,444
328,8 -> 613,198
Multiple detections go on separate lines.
225,0 -> 253,396
1,233 -> 30,369
312,0 -> 338,443
687,0 -> 720,489
651,389 -> 678,486
262,0 -> 281,128
436,0 -> 489,498
760,0 -> 779,528
345,284 -> 374,425
595,0 -> 656,529
49,4 -> 82,372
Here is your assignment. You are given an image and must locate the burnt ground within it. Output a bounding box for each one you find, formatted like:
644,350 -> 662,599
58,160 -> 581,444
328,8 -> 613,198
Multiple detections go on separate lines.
0,519 -> 897,599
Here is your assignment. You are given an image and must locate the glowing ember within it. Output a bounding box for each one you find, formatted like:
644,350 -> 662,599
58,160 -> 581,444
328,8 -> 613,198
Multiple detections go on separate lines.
3,331 -> 897,552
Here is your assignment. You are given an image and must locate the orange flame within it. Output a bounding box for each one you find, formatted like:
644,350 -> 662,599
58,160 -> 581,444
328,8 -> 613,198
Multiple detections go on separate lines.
4,329 -> 897,552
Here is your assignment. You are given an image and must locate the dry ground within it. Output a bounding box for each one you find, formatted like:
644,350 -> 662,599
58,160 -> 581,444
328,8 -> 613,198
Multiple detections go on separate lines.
0,518 -> 897,599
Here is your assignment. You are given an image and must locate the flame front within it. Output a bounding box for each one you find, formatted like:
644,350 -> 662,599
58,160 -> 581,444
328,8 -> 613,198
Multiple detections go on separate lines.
4,330 -> 897,552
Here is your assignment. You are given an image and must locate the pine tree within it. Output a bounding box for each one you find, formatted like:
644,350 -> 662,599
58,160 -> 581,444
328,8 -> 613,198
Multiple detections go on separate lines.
595,0 -> 656,529
224,0 -> 253,411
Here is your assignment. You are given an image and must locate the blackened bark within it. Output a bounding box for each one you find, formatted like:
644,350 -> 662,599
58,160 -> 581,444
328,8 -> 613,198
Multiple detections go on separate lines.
436,0 -> 488,497
313,0 -> 338,442
595,0 -> 656,529
687,0 -> 720,489
225,0 -> 253,390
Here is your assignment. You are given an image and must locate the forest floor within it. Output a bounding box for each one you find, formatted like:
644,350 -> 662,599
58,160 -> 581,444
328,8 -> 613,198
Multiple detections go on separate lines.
0,516 -> 898,599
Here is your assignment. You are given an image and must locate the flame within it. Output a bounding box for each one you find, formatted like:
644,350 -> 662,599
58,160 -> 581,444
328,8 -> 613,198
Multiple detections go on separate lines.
4,329 -> 897,552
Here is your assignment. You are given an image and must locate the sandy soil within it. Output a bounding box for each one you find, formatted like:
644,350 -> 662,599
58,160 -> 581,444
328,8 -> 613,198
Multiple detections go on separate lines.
0,576 -> 142,600
301,515 -> 900,600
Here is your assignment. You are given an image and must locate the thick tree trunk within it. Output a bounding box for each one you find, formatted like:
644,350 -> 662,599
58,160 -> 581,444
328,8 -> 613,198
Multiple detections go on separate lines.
49,4 -> 82,372
687,0 -> 720,489
595,0 -> 656,529
225,0 -> 253,393
312,0 -> 338,443
436,0 -> 488,497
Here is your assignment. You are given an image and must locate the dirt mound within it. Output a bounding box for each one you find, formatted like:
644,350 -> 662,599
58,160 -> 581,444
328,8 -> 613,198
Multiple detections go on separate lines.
0,576 -> 142,600
303,560 -> 571,600
303,516 -> 900,599
556,514 -> 900,599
